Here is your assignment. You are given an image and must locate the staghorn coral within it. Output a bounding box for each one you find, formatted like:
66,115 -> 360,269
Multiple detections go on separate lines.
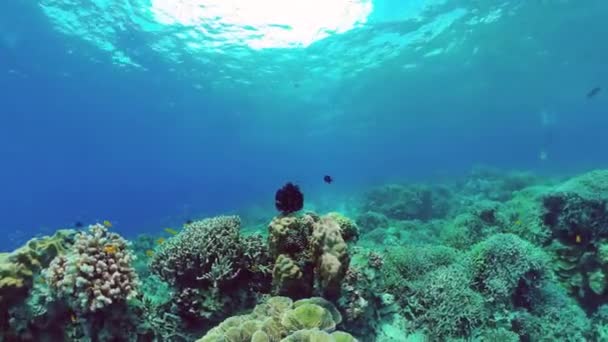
44,223 -> 138,313
196,296 -> 356,342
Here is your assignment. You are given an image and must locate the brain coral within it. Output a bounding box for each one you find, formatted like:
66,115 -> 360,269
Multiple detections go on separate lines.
44,223 -> 138,313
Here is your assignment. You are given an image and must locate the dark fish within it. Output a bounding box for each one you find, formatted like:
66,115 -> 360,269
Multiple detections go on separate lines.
185,219 -> 193,225
275,182 -> 304,214
293,82 -> 300,88
587,86 -> 601,99
74,221 -> 83,228
323,175 -> 333,184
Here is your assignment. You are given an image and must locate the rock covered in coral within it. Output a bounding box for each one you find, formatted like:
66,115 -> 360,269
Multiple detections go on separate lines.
44,223 -> 138,313
197,296 -> 356,342
269,213 -> 351,300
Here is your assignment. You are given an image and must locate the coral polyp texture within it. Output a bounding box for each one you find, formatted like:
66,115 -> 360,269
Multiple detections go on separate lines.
44,223 -> 138,313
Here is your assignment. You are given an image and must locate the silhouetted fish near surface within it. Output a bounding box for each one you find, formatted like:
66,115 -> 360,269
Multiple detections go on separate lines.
324,175 -> 333,184
587,86 -> 601,99
74,221 -> 83,228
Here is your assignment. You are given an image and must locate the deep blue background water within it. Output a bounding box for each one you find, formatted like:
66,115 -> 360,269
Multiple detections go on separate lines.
1,0 -> 607,251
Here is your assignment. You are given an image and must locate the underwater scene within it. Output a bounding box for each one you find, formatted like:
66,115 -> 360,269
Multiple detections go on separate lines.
1,0 -> 608,341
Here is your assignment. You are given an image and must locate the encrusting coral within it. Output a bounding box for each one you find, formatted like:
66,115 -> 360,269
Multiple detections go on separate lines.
44,223 -> 139,313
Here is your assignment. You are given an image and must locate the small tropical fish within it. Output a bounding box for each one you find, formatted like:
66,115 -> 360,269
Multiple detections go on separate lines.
515,219 -> 522,225
323,175 -> 333,184
185,219 -> 193,225
156,237 -> 165,245
145,249 -> 154,257
103,244 -> 117,254
74,221 -> 84,228
71,314 -> 77,323
576,235 -> 582,244
587,86 -> 601,99
164,227 -> 178,236
103,220 -> 112,228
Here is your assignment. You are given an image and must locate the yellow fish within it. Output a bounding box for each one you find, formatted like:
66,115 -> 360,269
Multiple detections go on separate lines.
71,314 -> 77,323
103,220 -> 112,228
515,219 -> 522,225
164,227 -> 179,236
576,235 -> 582,244
145,249 -> 154,257
156,238 -> 165,245
103,244 -> 117,254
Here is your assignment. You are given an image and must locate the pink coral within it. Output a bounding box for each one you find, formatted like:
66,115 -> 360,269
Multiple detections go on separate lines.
45,223 -> 139,313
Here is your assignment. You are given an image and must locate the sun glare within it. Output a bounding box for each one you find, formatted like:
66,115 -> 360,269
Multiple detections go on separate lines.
150,0 -> 373,49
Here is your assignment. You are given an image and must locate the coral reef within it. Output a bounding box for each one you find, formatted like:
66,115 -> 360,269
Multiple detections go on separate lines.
360,184 -> 452,221
6,168 -> 608,342
44,223 -> 139,313
197,296 -> 356,342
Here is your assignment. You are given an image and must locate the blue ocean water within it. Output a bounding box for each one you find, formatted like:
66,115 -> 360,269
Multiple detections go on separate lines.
0,0 -> 606,251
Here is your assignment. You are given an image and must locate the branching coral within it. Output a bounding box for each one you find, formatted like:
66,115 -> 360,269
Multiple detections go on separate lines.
44,223 -> 138,313
149,216 -> 272,325
197,296 -> 355,342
